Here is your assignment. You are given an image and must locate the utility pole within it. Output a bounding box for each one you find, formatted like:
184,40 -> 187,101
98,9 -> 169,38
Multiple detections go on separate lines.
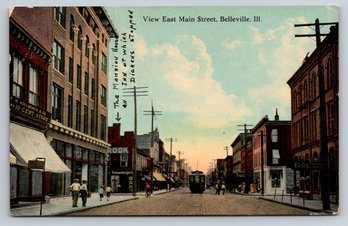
123,86 -> 148,197
143,100 -> 162,194
294,19 -> 338,210
238,123 -> 253,193
144,100 -> 162,147
165,137 -> 177,189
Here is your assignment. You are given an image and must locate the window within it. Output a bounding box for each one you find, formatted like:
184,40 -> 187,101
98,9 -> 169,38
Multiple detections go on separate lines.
54,7 -> 65,27
327,58 -> 333,89
101,85 -> 107,106
77,65 -> 81,89
68,57 -> 73,83
69,15 -> 75,41
120,149 -> 128,167
78,26 -> 82,50
12,56 -> 23,98
271,170 -> 281,187
271,129 -> 278,143
90,109 -> 95,137
53,40 -> 64,73
68,95 -> 73,127
52,84 -> 63,122
85,36 -> 89,58
84,72 -> 89,95
272,149 -> 280,164
100,115 -> 106,140
92,44 -> 96,65
91,78 -> 95,100
76,100 -> 81,131
101,52 -> 107,73
84,105 -> 88,134
29,65 -> 39,106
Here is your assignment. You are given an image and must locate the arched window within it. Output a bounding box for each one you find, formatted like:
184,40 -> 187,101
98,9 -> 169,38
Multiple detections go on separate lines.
92,43 -> 96,65
78,26 -> 82,50
69,15 -> 75,41
304,81 -> 308,103
85,35 -> 89,58
313,152 -> 319,162
312,72 -> 317,98
305,153 -> 310,162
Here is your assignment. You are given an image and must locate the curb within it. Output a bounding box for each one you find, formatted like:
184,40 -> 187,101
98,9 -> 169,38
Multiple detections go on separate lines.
259,197 -> 323,213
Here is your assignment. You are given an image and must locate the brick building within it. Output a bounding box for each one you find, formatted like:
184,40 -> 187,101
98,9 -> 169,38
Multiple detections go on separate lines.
287,25 -> 338,201
45,7 -> 117,195
9,7 -> 70,204
251,112 -> 292,195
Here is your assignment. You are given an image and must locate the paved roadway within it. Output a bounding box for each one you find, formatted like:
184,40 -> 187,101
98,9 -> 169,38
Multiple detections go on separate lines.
67,188 -> 313,216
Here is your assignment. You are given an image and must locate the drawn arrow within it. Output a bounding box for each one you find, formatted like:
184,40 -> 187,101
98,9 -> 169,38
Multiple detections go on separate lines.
115,112 -> 121,121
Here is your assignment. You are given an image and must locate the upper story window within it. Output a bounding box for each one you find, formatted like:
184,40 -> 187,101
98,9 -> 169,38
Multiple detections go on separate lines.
271,129 -> 278,143
69,15 -> 75,41
84,72 -> 89,95
12,56 -> 23,98
77,65 -> 81,89
53,40 -> 65,73
68,57 -> 73,83
29,65 -> 39,106
78,26 -> 83,50
92,44 -> 96,65
101,85 -> 107,106
272,149 -> 280,164
100,115 -> 106,141
327,57 -> 333,89
120,149 -> 129,167
91,78 -> 95,100
101,52 -> 107,73
85,35 -> 89,58
52,84 -> 63,122
54,7 -> 66,27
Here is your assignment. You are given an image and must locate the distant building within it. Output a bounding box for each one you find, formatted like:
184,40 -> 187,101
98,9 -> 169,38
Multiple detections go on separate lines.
251,111 -> 292,195
287,25 -> 338,201
231,132 -> 252,190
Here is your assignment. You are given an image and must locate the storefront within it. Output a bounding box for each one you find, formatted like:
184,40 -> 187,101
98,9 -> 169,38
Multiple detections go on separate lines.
10,122 -> 71,203
110,171 -> 134,193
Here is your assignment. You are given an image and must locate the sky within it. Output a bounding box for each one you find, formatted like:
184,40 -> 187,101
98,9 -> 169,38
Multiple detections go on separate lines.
106,6 -> 338,173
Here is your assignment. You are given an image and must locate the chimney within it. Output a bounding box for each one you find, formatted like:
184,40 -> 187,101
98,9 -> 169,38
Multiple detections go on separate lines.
275,108 -> 279,121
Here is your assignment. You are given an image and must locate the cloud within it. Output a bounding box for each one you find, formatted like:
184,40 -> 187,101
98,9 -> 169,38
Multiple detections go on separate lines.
223,39 -> 242,51
250,26 -> 263,44
135,34 -> 251,128
248,17 -> 315,119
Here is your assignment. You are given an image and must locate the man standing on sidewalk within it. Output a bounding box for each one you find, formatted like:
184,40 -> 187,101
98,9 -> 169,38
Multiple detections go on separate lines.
70,179 -> 81,207
80,180 -> 88,206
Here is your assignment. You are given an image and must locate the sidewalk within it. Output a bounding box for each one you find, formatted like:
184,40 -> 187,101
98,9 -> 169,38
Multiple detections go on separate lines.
259,194 -> 339,215
231,191 -> 338,215
10,188 -> 177,216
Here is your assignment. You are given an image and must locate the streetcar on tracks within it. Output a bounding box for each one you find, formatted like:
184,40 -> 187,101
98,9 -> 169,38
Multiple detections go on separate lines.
189,170 -> 205,193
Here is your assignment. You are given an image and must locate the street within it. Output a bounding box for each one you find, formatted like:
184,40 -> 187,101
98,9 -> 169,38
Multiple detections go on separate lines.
67,188 -> 313,216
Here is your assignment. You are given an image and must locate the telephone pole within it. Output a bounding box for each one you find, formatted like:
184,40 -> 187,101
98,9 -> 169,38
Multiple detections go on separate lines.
238,123 -> 253,193
165,137 -> 177,189
143,100 -> 162,147
123,86 -> 148,196
294,19 -> 338,210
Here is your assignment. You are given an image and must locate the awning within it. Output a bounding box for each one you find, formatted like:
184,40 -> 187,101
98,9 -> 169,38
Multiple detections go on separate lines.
10,122 -> 71,173
153,172 -> 166,182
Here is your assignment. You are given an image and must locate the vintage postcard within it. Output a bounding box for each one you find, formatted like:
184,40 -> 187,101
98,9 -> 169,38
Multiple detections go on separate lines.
8,5 -> 339,217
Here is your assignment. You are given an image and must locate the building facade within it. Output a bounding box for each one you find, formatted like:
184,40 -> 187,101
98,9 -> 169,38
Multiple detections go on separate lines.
9,7 -> 70,204
46,7 -> 117,194
287,25 -> 338,201
251,112 -> 292,195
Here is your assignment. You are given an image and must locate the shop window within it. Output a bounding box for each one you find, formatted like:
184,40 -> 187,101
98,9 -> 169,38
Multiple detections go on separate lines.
74,147 -> 82,161
271,170 -> 281,187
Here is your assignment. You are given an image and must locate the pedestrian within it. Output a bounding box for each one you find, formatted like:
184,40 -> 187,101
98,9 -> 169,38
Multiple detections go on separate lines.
80,180 -> 88,206
69,179 -> 81,207
105,185 -> 113,201
145,182 -> 151,197
221,182 -> 226,195
99,185 -> 105,201
215,182 -> 221,195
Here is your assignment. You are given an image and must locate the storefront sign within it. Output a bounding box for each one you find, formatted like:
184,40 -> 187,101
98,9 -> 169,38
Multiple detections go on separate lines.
293,162 -> 321,170
10,96 -> 51,125
111,171 -> 133,175
109,147 -> 128,154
